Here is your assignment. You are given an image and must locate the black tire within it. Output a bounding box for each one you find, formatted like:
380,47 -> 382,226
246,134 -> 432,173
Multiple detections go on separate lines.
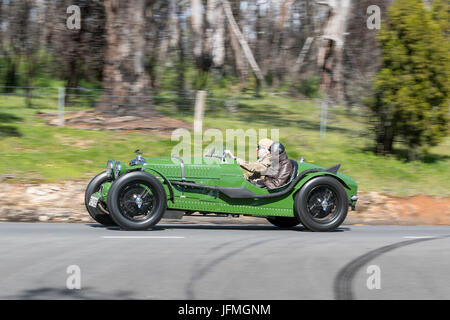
84,172 -> 117,226
107,171 -> 167,230
294,176 -> 348,232
266,216 -> 300,228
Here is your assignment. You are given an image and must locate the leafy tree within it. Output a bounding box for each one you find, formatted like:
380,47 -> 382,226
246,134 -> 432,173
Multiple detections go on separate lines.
431,0 -> 449,38
369,0 -> 449,159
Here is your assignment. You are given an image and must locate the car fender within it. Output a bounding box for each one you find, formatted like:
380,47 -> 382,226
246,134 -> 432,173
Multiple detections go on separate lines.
141,168 -> 175,202
292,171 -> 351,197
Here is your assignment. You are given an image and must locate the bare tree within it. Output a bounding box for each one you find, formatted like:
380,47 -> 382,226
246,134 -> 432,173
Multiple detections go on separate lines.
0,0 -> 389,110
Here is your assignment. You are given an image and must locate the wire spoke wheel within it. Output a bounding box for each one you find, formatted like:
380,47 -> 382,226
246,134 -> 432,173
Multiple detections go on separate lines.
307,185 -> 339,223
107,171 -> 167,230
295,176 -> 348,232
118,182 -> 156,221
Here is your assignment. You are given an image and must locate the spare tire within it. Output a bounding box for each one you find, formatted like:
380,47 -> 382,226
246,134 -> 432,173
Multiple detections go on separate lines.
85,172 -> 117,226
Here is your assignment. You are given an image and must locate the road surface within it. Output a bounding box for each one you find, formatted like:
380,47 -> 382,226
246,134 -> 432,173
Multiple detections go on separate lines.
0,222 -> 449,299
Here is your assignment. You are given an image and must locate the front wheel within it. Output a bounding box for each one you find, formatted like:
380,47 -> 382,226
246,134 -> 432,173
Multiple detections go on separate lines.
107,171 -> 167,230
266,216 -> 300,228
294,176 -> 348,232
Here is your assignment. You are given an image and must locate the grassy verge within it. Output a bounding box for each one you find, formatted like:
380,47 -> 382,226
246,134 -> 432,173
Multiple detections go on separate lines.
0,93 -> 449,196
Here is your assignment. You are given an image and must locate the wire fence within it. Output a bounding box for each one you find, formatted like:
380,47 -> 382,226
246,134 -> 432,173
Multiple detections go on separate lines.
0,86 -> 235,112
0,86 -> 364,137
0,86 -> 183,110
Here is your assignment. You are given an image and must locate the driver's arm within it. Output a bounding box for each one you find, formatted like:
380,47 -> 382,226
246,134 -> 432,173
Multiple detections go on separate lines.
237,157 -> 271,173
224,150 -> 271,174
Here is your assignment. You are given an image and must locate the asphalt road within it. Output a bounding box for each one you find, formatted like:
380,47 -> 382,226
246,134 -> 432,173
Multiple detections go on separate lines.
0,222 -> 449,300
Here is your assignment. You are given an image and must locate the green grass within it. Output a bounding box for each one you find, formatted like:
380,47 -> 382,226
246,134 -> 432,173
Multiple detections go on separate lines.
0,92 -> 449,197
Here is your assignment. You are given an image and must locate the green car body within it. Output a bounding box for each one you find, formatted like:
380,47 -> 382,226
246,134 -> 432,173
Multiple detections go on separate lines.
94,154 -> 358,219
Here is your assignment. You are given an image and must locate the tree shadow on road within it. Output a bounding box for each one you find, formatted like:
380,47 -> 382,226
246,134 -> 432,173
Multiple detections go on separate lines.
5,286 -> 136,300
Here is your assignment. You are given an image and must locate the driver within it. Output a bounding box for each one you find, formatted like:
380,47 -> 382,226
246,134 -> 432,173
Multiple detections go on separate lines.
225,138 -> 273,182
254,142 -> 293,189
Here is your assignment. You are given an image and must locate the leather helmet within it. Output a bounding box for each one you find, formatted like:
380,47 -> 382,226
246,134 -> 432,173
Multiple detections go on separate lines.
269,141 -> 285,155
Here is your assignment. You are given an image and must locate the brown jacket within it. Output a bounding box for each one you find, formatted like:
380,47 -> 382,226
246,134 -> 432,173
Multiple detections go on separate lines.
261,151 -> 293,189
237,154 -> 272,180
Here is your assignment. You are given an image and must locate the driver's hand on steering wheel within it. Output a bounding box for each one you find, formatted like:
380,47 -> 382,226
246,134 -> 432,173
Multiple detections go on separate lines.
224,150 -> 235,159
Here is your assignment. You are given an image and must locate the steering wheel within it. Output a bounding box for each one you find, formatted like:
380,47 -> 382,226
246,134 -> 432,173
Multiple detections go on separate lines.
218,147 -> 227,162
204,146 -> 227,162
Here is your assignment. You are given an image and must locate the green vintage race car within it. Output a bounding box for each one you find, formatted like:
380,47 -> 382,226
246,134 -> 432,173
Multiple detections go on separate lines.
85,149 -> 358,232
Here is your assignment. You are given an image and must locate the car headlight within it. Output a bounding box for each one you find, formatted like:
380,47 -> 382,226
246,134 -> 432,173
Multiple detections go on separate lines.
114,161 -> 122,179
106,160 -> 114,178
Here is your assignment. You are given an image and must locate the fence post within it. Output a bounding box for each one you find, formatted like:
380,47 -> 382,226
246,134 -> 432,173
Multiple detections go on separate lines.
193,90 -> 206,162
320,99 -> 328,138
58,87 -> 65,127
194,90 -> 206,135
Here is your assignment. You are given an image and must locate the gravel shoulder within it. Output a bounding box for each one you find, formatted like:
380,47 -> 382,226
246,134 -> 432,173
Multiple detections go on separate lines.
0,181 -> 449,225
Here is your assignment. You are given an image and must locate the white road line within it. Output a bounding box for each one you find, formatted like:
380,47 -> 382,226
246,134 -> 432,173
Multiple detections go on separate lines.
102,236 -> 185,239
403,236 -> 437,239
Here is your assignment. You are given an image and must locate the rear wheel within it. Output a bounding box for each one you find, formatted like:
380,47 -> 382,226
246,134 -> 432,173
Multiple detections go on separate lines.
107,171 -> 167,230
266,216 -> 300,228
84,172 -> 117,226
294,176 -> 348,232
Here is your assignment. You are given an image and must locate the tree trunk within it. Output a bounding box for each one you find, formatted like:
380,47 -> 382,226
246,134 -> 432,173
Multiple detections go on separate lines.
228,22 -> 248,91
343,0 -> 388,106
317,0 -> 352,103
4,55 -> 18,93
211,4 -> 225,67
376,117 -> 394,155
292,36 -> 314,74
98,0 -> 151,115
190,0 -> 225,89
176,0 -> 189,111
222,0 -> 265,86
190,0 -> 203,68
154,0 -> 176,92
269,0 -> 294,87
